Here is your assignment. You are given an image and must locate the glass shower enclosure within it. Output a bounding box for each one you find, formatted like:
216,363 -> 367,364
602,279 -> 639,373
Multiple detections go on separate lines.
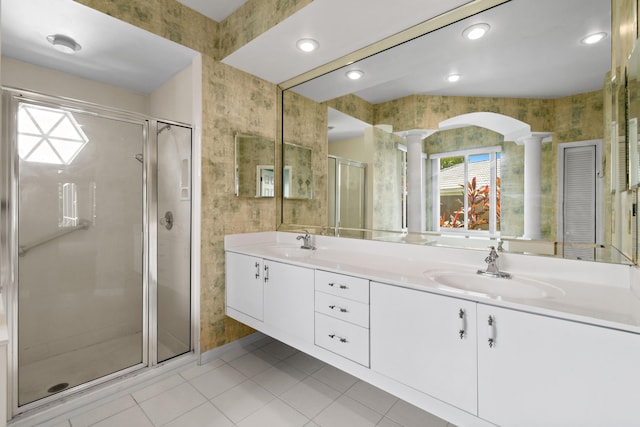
1,89 -> 193,414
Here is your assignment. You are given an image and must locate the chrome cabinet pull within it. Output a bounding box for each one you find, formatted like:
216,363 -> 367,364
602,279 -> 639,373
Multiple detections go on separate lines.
327,282 -> 348,290
487,315 -> 495,348
329,305 -> 349,313
254,262 -> 260,279
458,308 -> 466,339
328,333 -> 348,343
264,264 -> 269,283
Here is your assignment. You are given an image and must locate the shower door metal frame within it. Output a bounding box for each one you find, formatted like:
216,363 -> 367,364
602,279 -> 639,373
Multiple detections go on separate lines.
330,155 -> 366,234
1,88 -> 196,417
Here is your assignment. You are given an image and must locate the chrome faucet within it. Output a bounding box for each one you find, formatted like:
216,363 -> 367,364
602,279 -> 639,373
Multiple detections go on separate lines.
477,246 -> 511,278
296,231 -> 315,250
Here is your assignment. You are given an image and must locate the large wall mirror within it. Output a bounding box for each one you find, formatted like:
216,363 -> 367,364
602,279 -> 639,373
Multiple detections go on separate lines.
281,0 -> 636,264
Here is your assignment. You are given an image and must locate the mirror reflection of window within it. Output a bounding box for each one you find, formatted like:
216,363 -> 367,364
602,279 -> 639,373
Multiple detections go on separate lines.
59,182 -> 78,228
256,166 -> 275,197
434,149 -> 500,235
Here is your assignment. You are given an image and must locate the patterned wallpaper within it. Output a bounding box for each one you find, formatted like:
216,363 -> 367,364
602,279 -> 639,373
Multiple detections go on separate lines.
371,127 -> 405,231
282,91 -> 329,227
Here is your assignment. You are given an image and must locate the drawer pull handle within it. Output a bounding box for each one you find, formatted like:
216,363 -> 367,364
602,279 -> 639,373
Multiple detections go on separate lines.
327,282 -> 349,290
329,305 -> 349,313
458,308 -> 466,339
254,262 -> 260,279
328,334 -> 348,343
487,315 -> 495,348
264,264 -> 269,283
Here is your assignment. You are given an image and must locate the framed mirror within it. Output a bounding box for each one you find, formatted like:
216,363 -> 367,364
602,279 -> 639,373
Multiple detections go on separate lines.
280,0 -> 633,264
235,133 -> 275,198
283,142 -> 313,200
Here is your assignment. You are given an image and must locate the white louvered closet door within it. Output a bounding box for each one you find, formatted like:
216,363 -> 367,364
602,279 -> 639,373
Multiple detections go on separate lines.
563,145 -> 596,260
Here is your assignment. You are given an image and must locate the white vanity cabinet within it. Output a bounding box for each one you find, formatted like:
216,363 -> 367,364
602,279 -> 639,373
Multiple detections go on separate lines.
263,260 -> 314,343
477,304 -> 640,427
226,251 -> 264,321
314,270 -> 370,366
370,282 -> 479,414
226,251 -> 314,344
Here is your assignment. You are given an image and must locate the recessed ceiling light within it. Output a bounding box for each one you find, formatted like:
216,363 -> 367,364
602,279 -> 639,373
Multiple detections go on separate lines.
346,70 -> 364,80
296,38 -> 319,52
46,34 -> 81,54
447,74 -> 461,83
581,32 -> 607,45
462,23 -> 490,40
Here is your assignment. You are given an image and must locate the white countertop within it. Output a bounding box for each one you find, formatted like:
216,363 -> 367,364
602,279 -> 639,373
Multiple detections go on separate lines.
225,232 -> 640,334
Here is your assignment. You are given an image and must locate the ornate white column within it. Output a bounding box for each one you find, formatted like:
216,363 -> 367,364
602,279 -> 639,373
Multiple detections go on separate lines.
403,130 -> 434,233
517,132 -> 551,239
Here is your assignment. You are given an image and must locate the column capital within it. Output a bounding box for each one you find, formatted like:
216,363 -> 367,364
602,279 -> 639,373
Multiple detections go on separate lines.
396,129 -> 436,140
515,132 -> 552,145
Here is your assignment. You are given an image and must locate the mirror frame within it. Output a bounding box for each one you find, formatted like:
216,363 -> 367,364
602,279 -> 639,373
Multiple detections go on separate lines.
277,0 -> 634,265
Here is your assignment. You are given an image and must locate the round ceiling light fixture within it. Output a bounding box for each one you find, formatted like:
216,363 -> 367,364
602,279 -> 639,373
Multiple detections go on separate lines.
46,34 -> 82,54
581,32 -> 607,45
447,73 -> 461,83
462,23 -> 490,40
345,70 -> 364,80
296,38 -> 319,52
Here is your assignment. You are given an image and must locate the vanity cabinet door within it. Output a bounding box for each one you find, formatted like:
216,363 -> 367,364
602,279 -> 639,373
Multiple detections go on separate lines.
370,282 -> 478,414
225,252 -> 264,321
477,304 -> 640,427
263,260 -> 314,344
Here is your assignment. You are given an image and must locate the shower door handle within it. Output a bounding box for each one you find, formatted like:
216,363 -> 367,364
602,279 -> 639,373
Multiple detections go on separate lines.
159,211 -> 174,230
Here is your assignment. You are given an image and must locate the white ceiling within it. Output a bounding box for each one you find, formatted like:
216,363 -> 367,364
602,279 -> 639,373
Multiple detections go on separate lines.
221,0 -> 472,84
0,0 -> 611,110
292,0 -> 611,103
176,0 -> 248,22
1,0 -> 198,94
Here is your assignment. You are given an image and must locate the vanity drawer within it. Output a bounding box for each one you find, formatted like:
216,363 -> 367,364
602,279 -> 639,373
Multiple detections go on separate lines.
315,313 -> 369,367
315,270 -> 369,303
315,291 -> 369,327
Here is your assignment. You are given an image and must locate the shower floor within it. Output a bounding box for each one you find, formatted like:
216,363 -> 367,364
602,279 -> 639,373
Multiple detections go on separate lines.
18,332 -> 175,406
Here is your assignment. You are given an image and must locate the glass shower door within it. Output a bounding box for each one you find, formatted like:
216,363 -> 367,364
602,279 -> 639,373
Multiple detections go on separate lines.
156,122 -> 192,363
15,100 -> 145,406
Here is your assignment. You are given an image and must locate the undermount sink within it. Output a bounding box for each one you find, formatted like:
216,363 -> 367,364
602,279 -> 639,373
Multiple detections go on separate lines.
264,246 -> 316,259
424,270 -> 565,300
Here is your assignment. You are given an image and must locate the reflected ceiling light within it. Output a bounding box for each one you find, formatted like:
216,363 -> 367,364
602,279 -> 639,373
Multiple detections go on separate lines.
581,32 -> 607,45
447,74 -> 461,83
46,34 -> 82,53
296,38 -> 319,52
346,70 -> 364,80
462,23 -> 490,40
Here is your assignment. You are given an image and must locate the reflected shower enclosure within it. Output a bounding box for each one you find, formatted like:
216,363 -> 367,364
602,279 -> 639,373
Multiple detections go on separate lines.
328,156 -> 366,238
2,90 -> 193,412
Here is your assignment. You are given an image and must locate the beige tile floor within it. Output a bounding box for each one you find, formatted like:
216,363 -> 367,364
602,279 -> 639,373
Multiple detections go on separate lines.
25,336 -> 458,427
